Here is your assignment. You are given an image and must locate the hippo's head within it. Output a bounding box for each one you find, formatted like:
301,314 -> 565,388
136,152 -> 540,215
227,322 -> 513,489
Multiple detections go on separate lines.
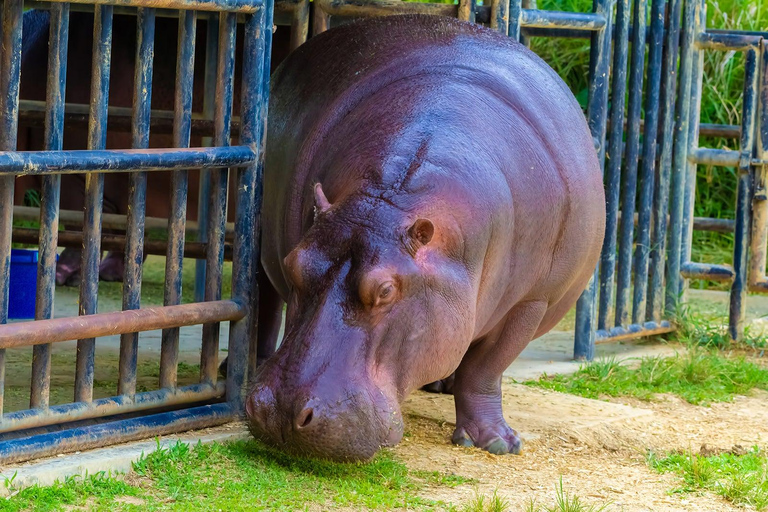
247,183 -> 474,461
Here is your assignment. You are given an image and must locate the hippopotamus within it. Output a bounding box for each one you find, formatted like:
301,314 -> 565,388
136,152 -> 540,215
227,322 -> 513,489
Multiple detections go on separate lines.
15,11 -> 292,285
246,15 -> 606,461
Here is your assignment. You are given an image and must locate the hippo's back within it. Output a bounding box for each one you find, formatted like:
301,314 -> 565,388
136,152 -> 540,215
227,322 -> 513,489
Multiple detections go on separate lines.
263,15 -> 602,302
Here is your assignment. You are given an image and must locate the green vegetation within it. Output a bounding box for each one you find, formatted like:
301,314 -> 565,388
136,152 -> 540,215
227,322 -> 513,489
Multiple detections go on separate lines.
456,480 -> 611,512
1,440 -> 473,511
648,447 -> 768,510
673,304 -> 768,349
525,348 -> 768,405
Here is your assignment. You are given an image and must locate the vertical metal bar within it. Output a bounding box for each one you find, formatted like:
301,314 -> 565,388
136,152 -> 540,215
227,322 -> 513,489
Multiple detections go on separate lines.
664,0 -> 696,315
233,0 -> 272,407
195,14 -> 218,304
679,0 -> 704,291
729,47 -> 759,341
509,0 -> 522,41
597,0 -> 630,331
76,5 -> 113,404
519,0 -> 535,46
31,3 -> 69,409
311,2 -> 330,36
160,10 -> 197,390
491,0 -> 509,35
118,8 -> 156,397
290,0 -> 309,51
631,0 -> 665,323
0,0 -> 24,417
614,0 -> 647,327
458,0 -> 476,22
200,13 -> 236,385
648,0 -> 682,322
573,0 -> 614,360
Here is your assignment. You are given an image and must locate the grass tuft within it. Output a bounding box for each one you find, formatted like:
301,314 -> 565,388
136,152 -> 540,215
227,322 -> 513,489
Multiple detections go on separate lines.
525,348 -> 768,405
648,447 -> 768,510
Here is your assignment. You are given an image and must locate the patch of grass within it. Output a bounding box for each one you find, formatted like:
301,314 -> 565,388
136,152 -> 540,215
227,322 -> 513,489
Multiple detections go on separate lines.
525,348 -> 768,405
1,439 -> 470,511
648,447 -> 768,510
673,303 -> 768,349
460,490 -> 509,512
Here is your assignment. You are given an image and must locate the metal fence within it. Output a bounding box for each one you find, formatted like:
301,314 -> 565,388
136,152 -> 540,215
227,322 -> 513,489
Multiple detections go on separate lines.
0,0 -> 764,463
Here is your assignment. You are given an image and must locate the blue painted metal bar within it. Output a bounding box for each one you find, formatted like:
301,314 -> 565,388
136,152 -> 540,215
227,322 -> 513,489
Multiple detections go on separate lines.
614,0 -> 647,327
195,15 -> 219,304
596,0 -> 630,331
518,0 -> 535,46
235,0 -> 272,399
0,146 -> 254,175
509,0 -> 522,40
681,261 -> 735,281
458,0 -> 476,23
595,320 -> 674,342
37,0 -> 262,13
728,46 -> 759,341
30,3 -> 69,410
75,5 -> 113,404
0,0 -> 24,418
665,0 -> 698,315
520,9 -> 606,30
696,31 -> 761,51
573,0 -> 614,361
0,403 -> 234,465
2,382 -> 224,434
201,12 -> 237,385
491,0 -> 509,35
161,10 -> 197,390
119,7 -> 156,398
647,0 -> 682,323
631,0 -> 664,324
687,147 -> 740,166
679,0 -> 705,293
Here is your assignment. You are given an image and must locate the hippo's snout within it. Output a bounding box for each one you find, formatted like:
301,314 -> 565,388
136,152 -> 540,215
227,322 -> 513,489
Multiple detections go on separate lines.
246,378 -> 403,462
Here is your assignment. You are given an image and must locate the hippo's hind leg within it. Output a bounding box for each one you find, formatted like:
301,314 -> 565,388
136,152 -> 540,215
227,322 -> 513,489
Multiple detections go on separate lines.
451,300 -> 548,455
219,261 -> 284,378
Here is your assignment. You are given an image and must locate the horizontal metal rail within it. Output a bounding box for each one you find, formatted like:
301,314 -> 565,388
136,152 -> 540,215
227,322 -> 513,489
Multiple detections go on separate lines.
680,261 -> 736,281
36,0 -> 262,13
0,382 -> 225,434
696,31 -> 762,51
596,321 -> 675,343
689,147 -> 740,166
520,9 -> 606,31
12,228 -> 234,260
0,300 -> 244,348
13,205 -> 235,235
0,146 -> 255,175
0,402 -> 234,465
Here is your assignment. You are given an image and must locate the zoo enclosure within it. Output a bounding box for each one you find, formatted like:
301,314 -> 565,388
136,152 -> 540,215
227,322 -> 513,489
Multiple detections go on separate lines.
0,0 -> 763,462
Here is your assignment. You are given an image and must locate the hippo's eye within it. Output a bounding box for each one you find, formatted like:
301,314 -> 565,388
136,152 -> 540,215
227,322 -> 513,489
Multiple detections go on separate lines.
375,282 -> 396,307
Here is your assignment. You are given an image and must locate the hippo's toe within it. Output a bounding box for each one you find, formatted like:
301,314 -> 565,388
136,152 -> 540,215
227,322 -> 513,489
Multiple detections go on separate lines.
451,422 -> 523,455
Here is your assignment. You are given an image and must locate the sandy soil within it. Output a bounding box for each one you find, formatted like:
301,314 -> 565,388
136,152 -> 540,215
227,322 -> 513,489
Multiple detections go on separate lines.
394,382 -> 768,511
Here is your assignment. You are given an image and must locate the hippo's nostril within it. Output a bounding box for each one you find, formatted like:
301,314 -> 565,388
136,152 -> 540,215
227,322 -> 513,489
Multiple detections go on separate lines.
295,407 -> 314,430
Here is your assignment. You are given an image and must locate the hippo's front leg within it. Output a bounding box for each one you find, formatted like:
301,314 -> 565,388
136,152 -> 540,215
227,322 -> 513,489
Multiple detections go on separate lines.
451,300 -> 548,455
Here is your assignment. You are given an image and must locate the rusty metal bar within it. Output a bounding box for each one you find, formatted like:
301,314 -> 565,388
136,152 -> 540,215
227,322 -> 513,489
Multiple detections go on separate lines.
696,31 -> 761,51
748,41 -> 768,294
1,382 -> 224,434
0,300 -> 245,349
458,0 -> 475,23
35,0 -> 261,13
0,146 -> 254,175
0,0 -> 25,419
31,3 -> 70,410
119,7 -> 156,398
490,0 -> 508,35
0,403 -> 234,465
161,10 -> 197,390
289,0 -> 309,50
76,5 -> 113,404
201,12 -> 236,386
12,228 -> 233,261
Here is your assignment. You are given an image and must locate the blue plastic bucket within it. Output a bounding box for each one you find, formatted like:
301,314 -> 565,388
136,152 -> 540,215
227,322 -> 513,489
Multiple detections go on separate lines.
9,248 -> 39,320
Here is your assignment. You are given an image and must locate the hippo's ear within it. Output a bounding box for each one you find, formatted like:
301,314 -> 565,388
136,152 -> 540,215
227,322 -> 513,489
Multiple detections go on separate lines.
406,219 -> 434,255
314,183 -> 332,216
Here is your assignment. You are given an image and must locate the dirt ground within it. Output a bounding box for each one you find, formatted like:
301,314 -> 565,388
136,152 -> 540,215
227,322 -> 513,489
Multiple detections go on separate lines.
395,380 -> 768,511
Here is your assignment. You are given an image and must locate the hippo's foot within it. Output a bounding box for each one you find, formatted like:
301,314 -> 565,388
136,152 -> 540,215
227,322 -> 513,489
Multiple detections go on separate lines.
421,373 -> 455,394
99,251 -> 126,282
451,419 -> 522,455
55,248 -> 83,287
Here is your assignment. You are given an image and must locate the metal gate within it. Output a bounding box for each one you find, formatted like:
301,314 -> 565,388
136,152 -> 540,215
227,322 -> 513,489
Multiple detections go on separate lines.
0,0 -> 761,463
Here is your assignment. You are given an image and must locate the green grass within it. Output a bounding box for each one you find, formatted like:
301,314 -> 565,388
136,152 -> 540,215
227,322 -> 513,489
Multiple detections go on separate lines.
455,480 -> 611,512
525,348 -> 768,405
672,303 -> 768,349
2,440 -> 474,511
648,447 -> 768,510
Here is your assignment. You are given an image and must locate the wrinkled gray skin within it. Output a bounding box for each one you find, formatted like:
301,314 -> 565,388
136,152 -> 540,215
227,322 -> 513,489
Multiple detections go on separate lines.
247,14 -> 605,462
